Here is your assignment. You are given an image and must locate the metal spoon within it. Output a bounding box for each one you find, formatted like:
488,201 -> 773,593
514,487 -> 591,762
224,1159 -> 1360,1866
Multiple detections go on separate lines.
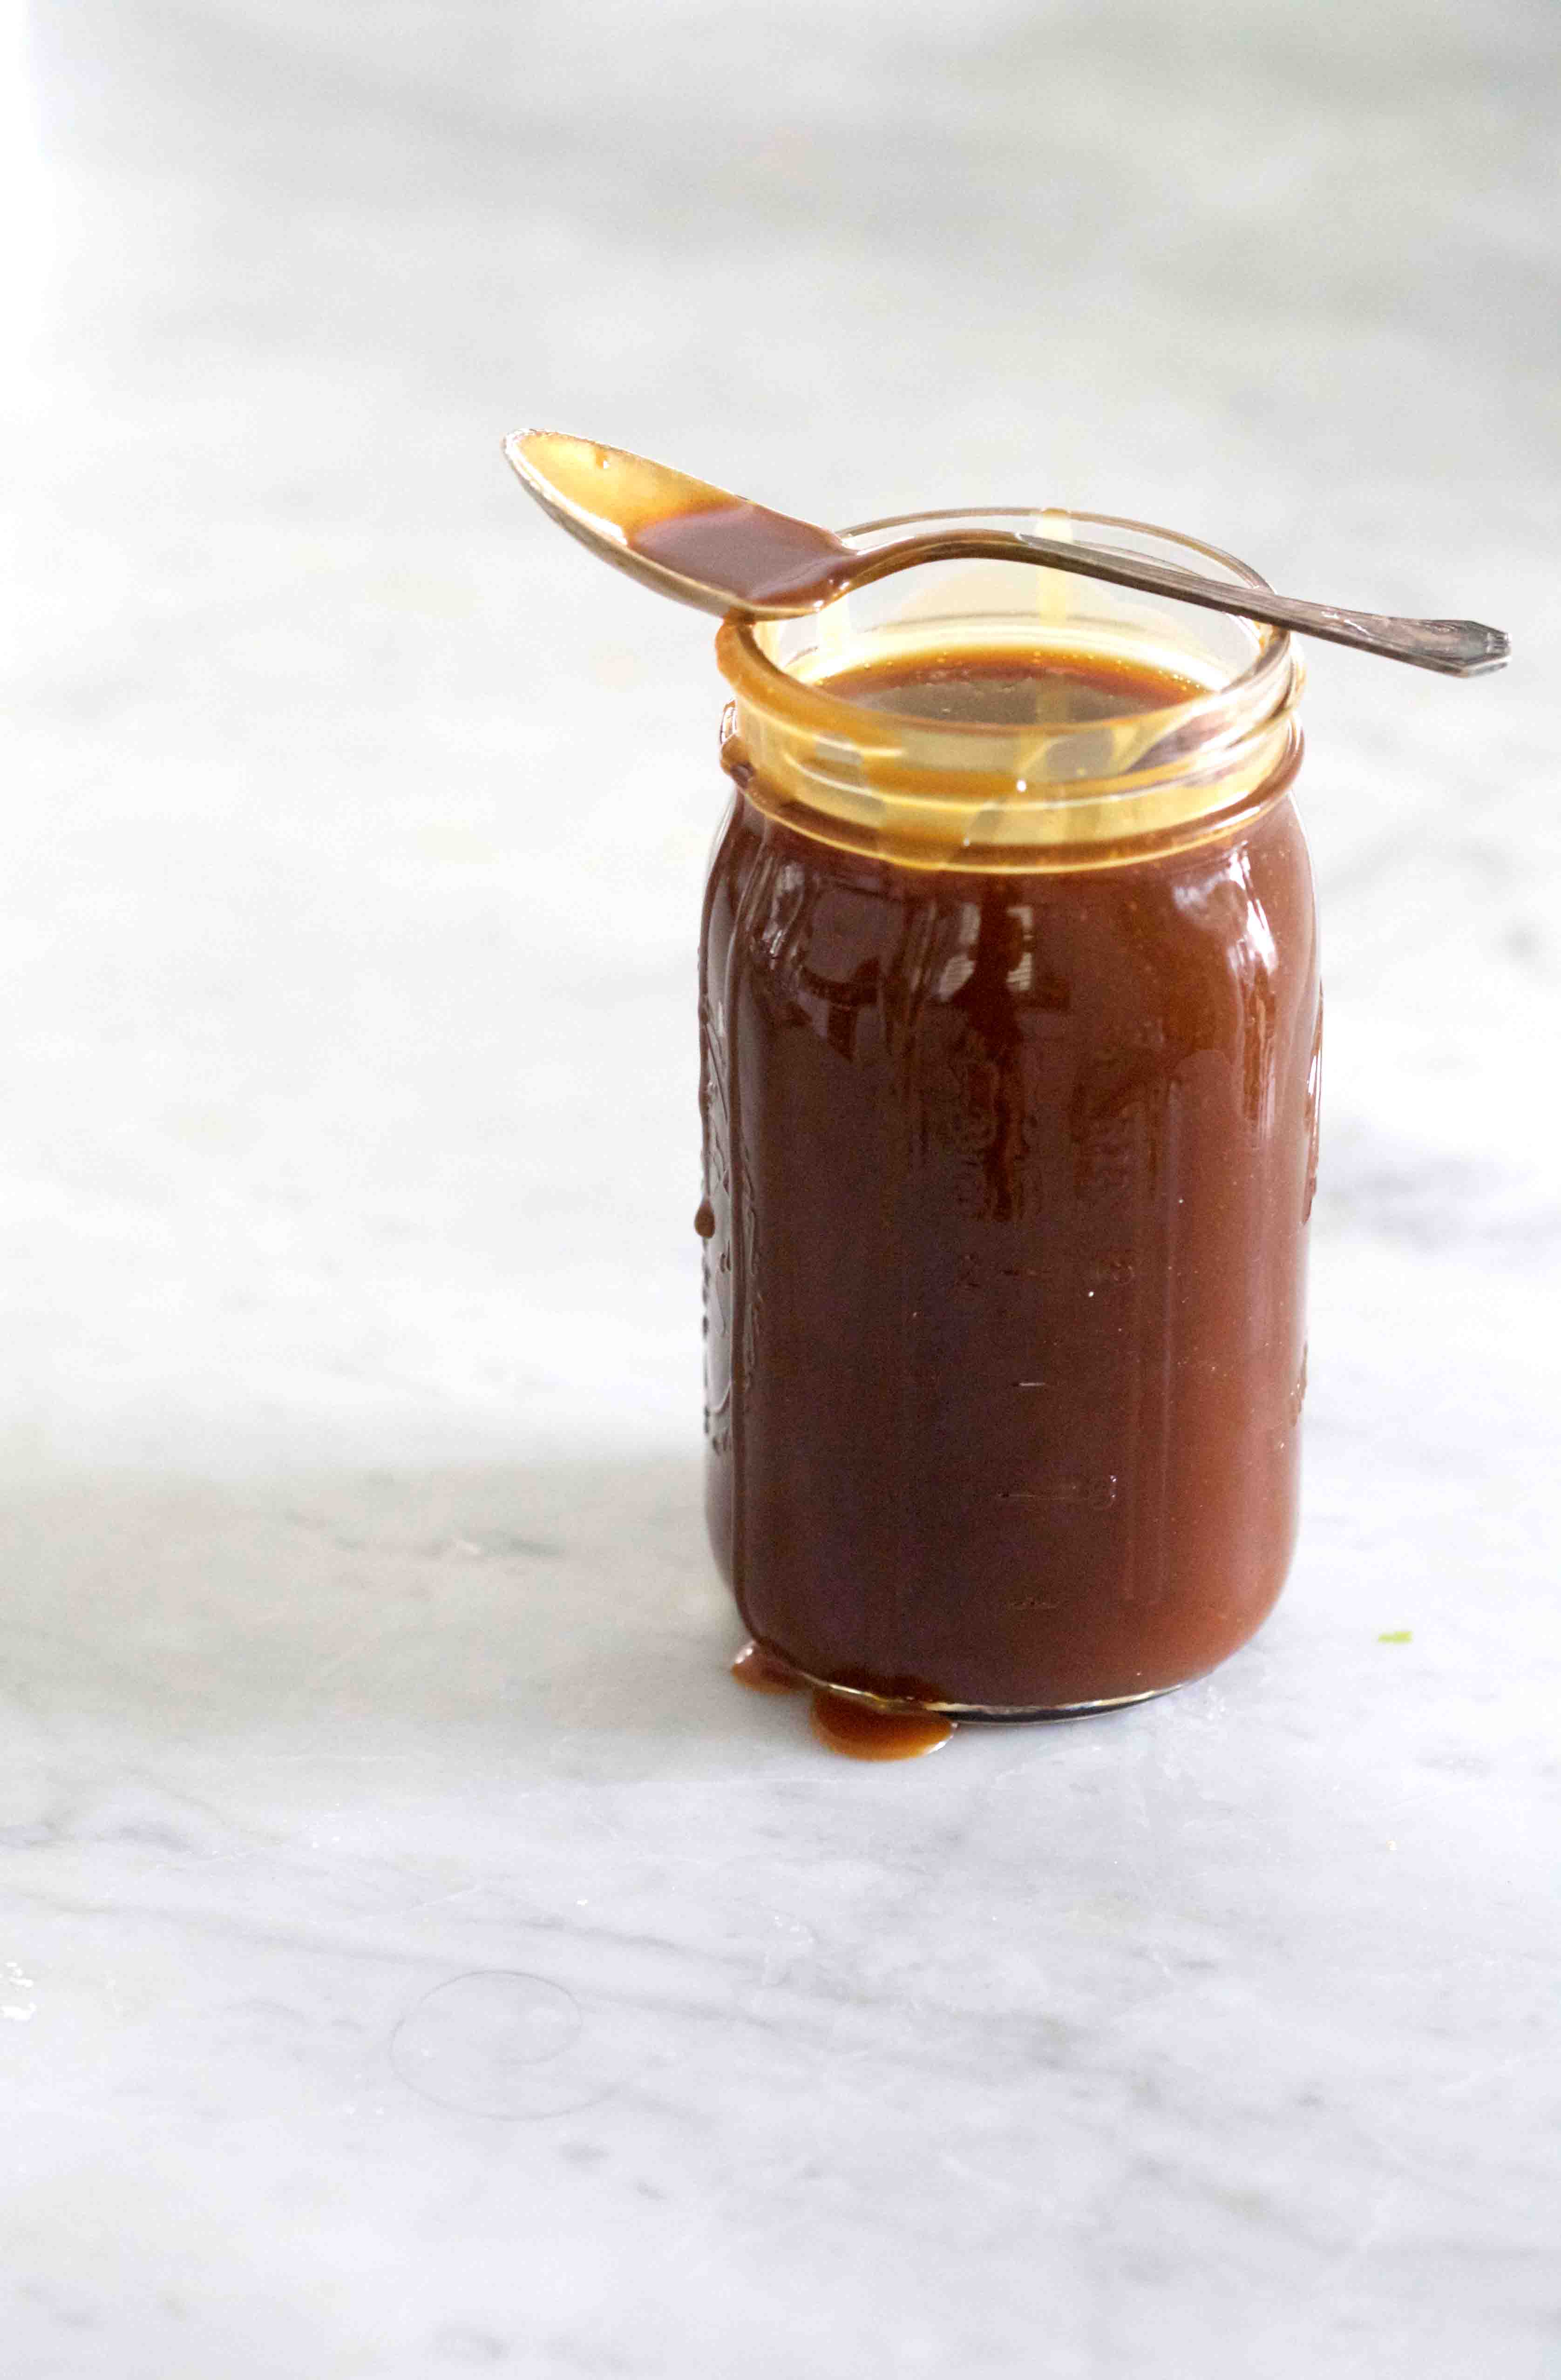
503,429 -> 1507,678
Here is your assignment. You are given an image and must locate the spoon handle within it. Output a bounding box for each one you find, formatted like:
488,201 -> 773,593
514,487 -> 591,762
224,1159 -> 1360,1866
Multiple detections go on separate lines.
992,533 -> 1508,676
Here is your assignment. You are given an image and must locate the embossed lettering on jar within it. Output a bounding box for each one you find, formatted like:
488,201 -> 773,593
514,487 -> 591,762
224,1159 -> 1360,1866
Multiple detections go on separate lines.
700,514 -> 1319,1717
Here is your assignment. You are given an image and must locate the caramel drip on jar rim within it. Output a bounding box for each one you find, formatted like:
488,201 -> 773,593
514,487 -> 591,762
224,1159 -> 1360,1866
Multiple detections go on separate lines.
714,509 -> 1302,873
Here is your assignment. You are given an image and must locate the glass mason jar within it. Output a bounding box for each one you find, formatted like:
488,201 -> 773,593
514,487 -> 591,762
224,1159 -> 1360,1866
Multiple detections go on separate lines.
699,509 -> 1320,1716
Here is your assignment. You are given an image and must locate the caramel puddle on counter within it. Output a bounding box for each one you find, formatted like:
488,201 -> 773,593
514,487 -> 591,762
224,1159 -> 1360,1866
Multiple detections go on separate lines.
730,1641 -> 956,1760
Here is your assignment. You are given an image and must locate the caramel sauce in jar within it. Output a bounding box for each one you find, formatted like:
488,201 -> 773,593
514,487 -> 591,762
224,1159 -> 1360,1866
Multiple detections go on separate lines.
700,518 -> 1317,1720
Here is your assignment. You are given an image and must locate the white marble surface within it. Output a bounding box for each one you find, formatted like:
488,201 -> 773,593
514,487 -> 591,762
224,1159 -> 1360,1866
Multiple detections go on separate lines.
3,3 -> 1560,2373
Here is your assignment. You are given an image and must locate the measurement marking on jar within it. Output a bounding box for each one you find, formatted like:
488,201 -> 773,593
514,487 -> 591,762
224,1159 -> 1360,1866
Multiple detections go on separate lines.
1000,1475 -> 1119,1511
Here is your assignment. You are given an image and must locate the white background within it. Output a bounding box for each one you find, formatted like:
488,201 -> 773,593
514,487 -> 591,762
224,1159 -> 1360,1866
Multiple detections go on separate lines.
2,5 -> 1558,2376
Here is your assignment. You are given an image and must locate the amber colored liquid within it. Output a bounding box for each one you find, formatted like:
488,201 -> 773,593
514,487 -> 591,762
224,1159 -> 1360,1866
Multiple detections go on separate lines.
701,645 -> 1321,1714
632,500 -> 855,607
824,648 -> 1203,725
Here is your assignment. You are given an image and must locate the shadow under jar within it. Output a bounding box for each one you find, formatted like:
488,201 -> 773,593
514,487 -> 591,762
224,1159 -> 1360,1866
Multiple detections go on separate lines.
700,510 -> 1321,1717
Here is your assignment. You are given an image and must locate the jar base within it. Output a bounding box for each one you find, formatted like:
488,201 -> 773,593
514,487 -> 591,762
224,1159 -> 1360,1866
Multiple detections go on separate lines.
789,1668 -> 1183,1722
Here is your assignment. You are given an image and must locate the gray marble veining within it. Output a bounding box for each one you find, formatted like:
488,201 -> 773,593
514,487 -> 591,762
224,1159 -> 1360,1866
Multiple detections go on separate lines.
1,3 -> 1558,2375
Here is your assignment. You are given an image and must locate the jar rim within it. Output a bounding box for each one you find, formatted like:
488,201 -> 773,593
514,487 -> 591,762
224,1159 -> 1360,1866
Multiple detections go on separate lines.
716,506 -> 1292,760
714,507 -> 1303,869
